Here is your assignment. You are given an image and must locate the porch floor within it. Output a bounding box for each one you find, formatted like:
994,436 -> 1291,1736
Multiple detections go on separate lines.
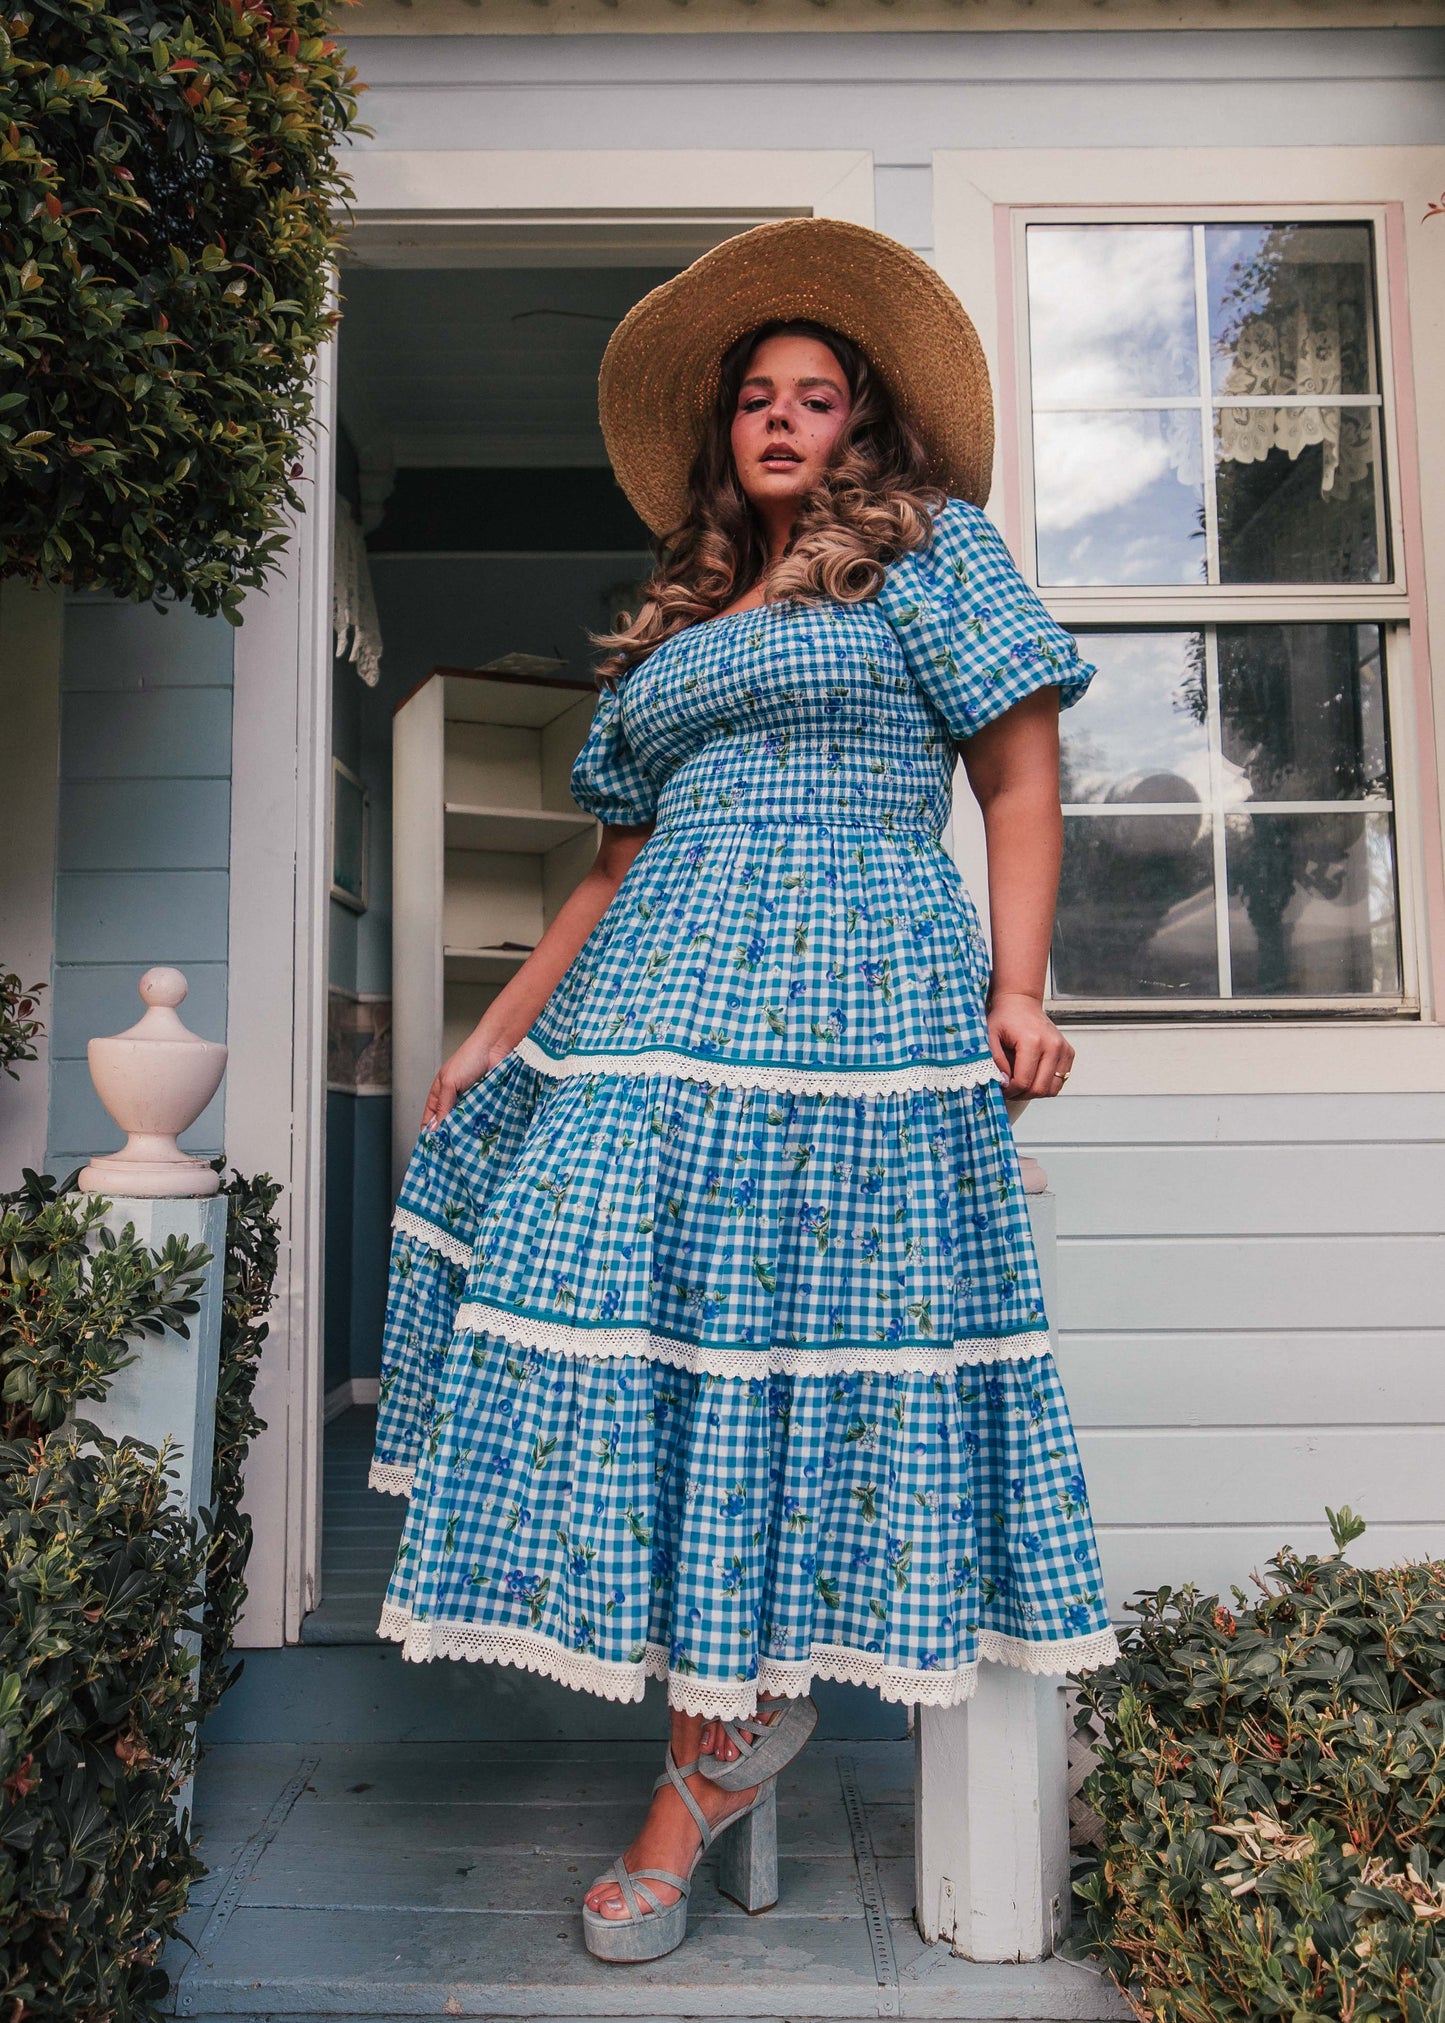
301,1405 -> 404,1645
171,1737 -> 1129,2022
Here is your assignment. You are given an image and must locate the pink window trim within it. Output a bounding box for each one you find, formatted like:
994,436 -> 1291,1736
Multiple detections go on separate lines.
1382,200 -> 1445,1014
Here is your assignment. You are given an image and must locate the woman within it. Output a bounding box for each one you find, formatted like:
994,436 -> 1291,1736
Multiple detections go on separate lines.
370,218 -> 1118,1964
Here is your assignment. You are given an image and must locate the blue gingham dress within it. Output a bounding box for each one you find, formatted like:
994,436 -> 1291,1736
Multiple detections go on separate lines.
371,500 -> 1118,1716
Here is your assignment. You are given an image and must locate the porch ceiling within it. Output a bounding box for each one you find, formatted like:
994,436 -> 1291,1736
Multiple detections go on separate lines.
335,264 -> 677,471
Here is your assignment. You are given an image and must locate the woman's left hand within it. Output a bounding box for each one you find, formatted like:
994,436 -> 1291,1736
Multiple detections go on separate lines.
987,989 -> 1075,1099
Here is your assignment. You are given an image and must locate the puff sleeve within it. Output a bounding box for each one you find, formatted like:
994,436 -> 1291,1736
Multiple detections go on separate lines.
877,499 -> 1094,740
568,677 -> 660,828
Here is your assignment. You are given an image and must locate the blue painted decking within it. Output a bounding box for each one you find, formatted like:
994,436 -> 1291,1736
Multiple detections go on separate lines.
173,1737 -> 1128,2021
302,1407 -> 405,1645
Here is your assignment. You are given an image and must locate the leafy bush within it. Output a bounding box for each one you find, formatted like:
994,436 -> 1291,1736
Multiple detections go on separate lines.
1,969 -> 45,1079
0,1171 -> 211,2021
1,0 -> 361,621
199,1164 -> 279,1718
1076,1510 -> 1445,2022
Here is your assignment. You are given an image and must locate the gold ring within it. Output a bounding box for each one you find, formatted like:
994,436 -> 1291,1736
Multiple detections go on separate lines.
1053,1069 -> 1070,1082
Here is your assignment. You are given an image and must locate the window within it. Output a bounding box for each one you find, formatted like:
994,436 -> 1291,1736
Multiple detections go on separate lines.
1020,217 -> 1410,1012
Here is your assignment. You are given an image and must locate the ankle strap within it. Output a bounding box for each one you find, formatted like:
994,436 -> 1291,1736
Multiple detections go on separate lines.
655,1748 -> 712,1847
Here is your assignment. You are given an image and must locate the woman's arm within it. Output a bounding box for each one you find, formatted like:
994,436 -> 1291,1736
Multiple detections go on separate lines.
422,823 -> 653,1127
959,687 -> 1076,1100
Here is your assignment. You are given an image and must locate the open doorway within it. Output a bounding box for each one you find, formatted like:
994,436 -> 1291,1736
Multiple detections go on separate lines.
308,258 -> 668,1642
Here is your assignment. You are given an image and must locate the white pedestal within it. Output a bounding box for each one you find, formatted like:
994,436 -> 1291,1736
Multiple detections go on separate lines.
912,1185 -> 1072,1961
83,1195 -> 227,1522
82,1193 -> 228,1818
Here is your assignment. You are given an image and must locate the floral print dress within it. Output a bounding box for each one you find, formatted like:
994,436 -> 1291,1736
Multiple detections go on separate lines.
370,499 -> 1119,1717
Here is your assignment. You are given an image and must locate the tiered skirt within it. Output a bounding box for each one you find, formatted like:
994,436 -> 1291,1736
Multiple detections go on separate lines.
371,816 -> 1117,1717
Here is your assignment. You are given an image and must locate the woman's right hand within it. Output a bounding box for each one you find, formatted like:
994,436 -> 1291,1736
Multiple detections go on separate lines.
422,1027 -> 509,1130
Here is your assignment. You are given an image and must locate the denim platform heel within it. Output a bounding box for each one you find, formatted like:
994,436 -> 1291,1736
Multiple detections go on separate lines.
582,1748 -> 778,1964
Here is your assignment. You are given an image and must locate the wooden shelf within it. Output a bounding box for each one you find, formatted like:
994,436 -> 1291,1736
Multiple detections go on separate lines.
444,945 -> 533,984
395,669 -> 598,1190
444,803 -> 595,853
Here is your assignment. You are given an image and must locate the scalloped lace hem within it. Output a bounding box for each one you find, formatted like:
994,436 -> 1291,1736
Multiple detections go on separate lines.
369,1461 -> 415,1498
392,1209 -> 473,1267
376,1608 -> 1118,1711
452,1301 -> 1051,1377
516,1034 -> 1002,1098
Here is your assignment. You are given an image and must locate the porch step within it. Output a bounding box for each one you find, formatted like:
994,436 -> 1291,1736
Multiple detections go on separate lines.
168,1740 -> 1130,2023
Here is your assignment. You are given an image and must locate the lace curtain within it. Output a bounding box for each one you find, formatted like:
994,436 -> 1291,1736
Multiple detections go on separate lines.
1215,272 -> 1372,499
334,508 -> 383,688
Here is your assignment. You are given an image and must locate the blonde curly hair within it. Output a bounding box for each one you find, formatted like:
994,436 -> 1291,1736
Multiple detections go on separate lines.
594,320 -> 944,681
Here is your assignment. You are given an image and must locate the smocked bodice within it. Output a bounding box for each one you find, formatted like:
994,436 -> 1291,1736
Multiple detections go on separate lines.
623,601 -> 957,838
520,501 -> 1094,1092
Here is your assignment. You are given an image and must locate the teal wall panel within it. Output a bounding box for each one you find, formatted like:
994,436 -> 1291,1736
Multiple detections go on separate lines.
60,686 -> 232,779
325,1090 -> 355,1396
54,870 -> 231,964
349,1094 -> 392,1382
62,597 -> 235,690
48,597 -> 234,1175
58,780 -> 232,871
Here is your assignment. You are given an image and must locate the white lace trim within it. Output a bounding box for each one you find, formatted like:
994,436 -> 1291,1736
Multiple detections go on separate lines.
516,1033 -> 1002,1098
368,1461 -> 415,1498
392,1209 -> 473,1267
377,1607 -> 1119,1711
452,1300 -> 1051,1378
980,1626 -> 1121,1677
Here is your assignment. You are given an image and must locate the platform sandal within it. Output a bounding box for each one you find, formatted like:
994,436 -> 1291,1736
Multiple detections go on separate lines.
582,1746 -> 778,1964
697,1692 -> 819,1792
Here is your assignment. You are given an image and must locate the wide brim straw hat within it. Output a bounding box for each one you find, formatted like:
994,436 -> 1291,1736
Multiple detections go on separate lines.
599,217 -> 994,538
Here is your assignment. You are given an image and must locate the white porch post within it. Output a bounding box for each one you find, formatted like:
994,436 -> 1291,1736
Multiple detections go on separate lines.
913,1131 -> 1071,1960
76,968 -> 230,1815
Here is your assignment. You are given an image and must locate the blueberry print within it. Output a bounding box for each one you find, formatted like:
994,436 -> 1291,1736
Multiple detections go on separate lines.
372,500 -> 1117,1716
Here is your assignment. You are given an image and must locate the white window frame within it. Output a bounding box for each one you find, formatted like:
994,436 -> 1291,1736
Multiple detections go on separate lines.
1014,204 -> 1415,1017
933,148 -> 1445,1097
1014,206 -> 1408,622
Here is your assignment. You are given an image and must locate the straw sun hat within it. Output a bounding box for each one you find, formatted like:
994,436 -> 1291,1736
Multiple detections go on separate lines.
599,217 -> 994,538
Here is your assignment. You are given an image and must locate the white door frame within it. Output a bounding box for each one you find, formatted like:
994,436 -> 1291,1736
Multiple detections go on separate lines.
226,147 -> 875,1646
226,322 -> 338,1645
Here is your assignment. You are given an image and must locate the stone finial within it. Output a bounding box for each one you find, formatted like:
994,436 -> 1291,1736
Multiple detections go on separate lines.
78,968 -> 228,1199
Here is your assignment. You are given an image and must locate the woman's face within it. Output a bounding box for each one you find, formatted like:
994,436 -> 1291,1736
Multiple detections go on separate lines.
729,331 -> 853,517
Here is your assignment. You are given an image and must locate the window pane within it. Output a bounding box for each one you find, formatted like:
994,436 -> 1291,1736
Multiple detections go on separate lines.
1226,812 -> 1400,996
1215,406 -> 1384,584
1027,225 -> 1199,401
1217,624 -> 1388,803
1034,411 -> 1206,585
1061,632 -> 1210,805
1206,223 -> 1379,398
1053,812 -> 1218,999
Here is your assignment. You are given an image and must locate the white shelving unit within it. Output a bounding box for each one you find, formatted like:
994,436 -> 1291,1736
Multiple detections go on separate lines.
391,666 -> 598,1189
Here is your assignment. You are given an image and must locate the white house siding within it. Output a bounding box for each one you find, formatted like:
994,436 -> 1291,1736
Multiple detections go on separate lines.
46,599 -> 233,1176
334,21 -> 1445,1614
1020,1094 -> 1445,1605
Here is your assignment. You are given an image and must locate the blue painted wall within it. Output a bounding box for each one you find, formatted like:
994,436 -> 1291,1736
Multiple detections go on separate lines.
48,597 -> 234,1177
327,425 -> 396,1394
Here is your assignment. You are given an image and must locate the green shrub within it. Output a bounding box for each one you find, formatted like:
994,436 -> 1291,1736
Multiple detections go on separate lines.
1,0 -> 361,621
1075,1511 -> 1445,2023
0,1171 -> 211,2021
199,1164 -> 280,1718
0,968 -> 45,1079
